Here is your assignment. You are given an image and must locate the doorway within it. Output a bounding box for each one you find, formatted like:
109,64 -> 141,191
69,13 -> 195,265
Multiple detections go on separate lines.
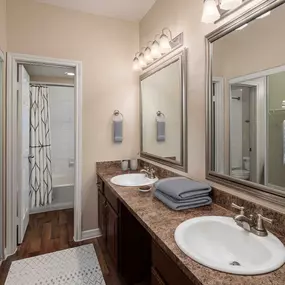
6,53 -> 83,257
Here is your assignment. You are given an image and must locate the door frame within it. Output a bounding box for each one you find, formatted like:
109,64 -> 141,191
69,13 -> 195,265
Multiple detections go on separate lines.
5,53 -> 83,258
212,77 -> 225,174
229,75 -> 267,185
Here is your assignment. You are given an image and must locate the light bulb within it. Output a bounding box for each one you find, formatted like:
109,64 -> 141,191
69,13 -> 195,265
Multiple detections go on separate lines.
159,34 -> 171,54
220,0 -> 242,10
132,57 -> 141,71
144,47 -> 153,63
151,40 -> 161,59
201,0 -> 220,24
138,53 -> 147,68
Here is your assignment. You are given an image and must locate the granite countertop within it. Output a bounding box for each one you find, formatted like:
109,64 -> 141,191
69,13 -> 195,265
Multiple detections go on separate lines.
96,165 -> 285,285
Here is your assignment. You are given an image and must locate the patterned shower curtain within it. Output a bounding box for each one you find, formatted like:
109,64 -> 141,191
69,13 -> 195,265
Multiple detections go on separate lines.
29,85 -> 53,208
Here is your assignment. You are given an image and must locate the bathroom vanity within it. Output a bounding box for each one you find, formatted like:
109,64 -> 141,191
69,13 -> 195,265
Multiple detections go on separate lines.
96,162 -> 285,285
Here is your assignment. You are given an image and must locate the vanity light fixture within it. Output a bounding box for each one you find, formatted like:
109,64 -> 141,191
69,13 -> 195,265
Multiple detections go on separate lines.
159,28 -> 172,54
201,0 -> 220,23
220,0 -> 242,10
133,29 -> 183,72
132,53 -> 142,71
144,45 -> 153,63
201,0 -> 246,24
151,39 -> 162,59
138,52 -> 147,68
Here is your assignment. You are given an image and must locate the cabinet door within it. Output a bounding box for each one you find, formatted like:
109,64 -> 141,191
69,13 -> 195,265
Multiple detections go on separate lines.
151,267 -> 166,285
98,191 -> 106,241
106,203 -> 118,266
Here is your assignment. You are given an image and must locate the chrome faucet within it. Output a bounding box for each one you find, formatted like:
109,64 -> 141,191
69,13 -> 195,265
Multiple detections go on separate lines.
231,203 -> 273,237
140,167 -> 156,179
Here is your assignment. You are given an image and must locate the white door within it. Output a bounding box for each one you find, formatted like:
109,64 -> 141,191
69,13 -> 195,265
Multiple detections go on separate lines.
18,65 -> 30,244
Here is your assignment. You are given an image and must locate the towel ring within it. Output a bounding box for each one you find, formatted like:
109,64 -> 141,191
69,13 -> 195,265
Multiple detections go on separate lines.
113,110 -> 124,119
156,111 -> 165,118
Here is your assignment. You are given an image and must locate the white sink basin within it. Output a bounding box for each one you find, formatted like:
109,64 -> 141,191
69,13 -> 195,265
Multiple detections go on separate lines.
175,216 -> 285,275
110,173 -> 158,187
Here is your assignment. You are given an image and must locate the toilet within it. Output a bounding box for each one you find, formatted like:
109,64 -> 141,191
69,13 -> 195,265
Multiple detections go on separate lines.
231,157 -> 250,180
243,157 -> 250,171
231,169 -> 250,180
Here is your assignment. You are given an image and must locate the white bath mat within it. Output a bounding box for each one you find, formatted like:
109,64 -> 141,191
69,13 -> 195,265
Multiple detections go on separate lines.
5,244 -> 106,285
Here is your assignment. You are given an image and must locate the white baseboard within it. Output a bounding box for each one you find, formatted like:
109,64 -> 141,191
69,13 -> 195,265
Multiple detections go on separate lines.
81,228 -> 102,240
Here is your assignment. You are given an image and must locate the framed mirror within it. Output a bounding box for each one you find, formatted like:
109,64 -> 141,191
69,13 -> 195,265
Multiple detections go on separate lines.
206,0 -> 285,205
0,49 -> 4,260
140,49 -> 188,172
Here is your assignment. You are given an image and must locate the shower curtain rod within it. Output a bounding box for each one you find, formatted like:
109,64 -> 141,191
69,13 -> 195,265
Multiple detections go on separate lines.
30,81 -> 74,88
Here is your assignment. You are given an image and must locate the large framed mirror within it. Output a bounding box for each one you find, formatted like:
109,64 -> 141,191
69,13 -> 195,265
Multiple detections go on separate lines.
206,0 -> 285,205
140,49 -> 188,172
0,49 -> 4,260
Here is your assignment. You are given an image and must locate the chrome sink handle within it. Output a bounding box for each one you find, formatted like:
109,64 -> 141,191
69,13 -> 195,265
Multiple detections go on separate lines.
231,203 -> 245,216
149,168 -> 156,179
251,214 -> 273,237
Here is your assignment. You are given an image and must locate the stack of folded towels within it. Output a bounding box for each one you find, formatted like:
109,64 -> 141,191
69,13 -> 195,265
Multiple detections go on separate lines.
154,177 -> 212,211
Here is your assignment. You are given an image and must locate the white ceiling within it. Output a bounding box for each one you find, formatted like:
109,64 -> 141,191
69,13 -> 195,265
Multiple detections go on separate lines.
24,64 -> 75,78
35,0 -> 156,21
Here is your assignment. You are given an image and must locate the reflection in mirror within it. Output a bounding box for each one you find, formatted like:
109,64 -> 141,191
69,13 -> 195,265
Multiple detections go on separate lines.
211,2 -> 285,192
140,49 -> 187,171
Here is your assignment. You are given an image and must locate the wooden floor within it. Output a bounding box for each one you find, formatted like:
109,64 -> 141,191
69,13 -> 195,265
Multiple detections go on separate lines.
0,209 -> 123,285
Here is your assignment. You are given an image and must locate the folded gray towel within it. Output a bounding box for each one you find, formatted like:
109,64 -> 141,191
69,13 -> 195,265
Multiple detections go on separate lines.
154,190 -> 212,211
114,120 -> 123,143
155,177 -> 211,200
157,121 -> 165,142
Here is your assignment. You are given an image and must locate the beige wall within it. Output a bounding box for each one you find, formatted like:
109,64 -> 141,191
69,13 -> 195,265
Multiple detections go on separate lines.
140,0 -> 214,179
7,0 -> 139,230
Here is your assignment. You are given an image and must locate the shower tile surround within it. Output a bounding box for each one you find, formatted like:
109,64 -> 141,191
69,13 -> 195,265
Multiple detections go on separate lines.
96,160 -> 285,285
97,159 -> 285,240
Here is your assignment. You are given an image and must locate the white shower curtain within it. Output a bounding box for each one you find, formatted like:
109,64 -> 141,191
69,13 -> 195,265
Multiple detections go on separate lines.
29,85 -> 53,208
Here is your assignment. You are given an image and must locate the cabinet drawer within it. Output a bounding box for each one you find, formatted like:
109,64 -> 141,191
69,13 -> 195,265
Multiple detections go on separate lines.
104,184 -> 118,213
97,175 -> 104,194
152,241 -> 193,285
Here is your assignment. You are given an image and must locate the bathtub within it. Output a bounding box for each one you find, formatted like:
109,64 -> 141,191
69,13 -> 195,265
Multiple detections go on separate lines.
30,184 -> 74,214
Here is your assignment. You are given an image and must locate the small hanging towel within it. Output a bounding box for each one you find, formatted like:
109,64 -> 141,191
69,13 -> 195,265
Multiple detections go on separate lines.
156,112 -> 165,142
113,111 -> 123,143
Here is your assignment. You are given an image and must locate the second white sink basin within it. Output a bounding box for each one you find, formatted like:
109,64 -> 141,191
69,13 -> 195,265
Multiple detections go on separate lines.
110,173 -> 158,187
175,216 -> 285,275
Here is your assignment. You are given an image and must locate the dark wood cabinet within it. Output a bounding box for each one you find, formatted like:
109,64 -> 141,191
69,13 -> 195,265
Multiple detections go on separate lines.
97,176 -> 119,268
97,175 -> 197,285
152,241 -> 194,285
106,203 -> 118,266
98,190 -> 106,241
